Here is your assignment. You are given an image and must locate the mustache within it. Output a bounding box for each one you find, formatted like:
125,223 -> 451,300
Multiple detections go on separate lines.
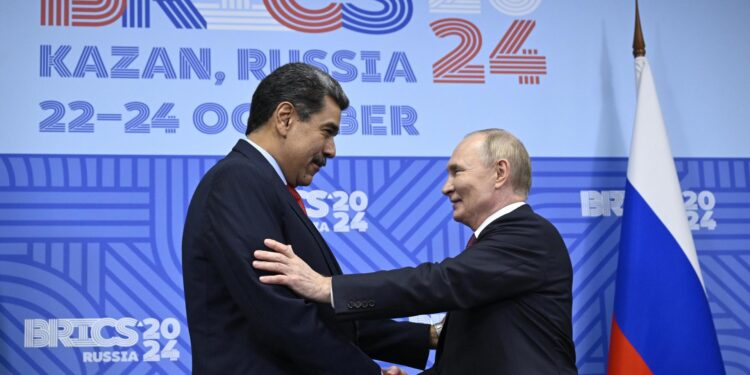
312,155 -> 327,167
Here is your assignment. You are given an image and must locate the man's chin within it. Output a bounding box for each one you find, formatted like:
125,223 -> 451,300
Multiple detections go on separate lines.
296,174 -> 314,186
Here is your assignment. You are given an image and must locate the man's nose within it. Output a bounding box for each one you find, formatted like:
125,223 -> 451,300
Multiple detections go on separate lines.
441,176 -> 453,196
324,138 -> 336,158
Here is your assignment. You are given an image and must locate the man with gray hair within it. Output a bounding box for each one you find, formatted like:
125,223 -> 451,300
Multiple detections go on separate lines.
253,129 -> 577,374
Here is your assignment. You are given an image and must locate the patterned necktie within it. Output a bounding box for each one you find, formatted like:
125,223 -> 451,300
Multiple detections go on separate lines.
286,185 -> 307,215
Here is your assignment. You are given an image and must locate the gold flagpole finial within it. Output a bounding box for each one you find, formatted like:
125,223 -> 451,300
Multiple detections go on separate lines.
633,0 -> 646,57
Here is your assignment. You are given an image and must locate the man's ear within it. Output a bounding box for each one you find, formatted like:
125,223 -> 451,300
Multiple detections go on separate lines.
273,102 -> 295,138
495,159 -> 510,189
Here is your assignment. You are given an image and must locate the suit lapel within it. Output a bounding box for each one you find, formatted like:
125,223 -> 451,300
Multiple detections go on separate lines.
232,139 -> 341,275
286,199 -> 341,275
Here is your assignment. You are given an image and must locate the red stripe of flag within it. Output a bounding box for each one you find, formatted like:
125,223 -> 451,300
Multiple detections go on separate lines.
607,318 -> 653,375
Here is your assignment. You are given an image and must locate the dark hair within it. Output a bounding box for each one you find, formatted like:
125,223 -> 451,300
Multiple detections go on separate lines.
245,63 -> 349,135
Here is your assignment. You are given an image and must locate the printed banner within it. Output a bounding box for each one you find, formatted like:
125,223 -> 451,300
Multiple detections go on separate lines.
1,1 -> 749,374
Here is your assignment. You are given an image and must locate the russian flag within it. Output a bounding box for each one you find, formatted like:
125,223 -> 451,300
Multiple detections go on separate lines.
606,55 -> 725,374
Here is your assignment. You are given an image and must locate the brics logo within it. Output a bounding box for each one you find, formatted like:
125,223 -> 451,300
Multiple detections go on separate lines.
39,0 -> 412,34
40,0 -> 203,28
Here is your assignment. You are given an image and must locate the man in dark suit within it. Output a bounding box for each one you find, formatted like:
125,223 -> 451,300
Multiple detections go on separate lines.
182,63 -> 430,374
253,129 -> 578,374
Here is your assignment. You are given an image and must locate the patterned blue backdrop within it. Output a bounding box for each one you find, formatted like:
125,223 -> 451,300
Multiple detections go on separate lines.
1,155 -> 748,373
2,0 -> 750,373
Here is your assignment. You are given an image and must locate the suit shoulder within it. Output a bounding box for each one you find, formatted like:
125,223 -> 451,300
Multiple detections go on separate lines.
531,211 -> 563,237
484,208 -> 565,246
203,154 -> 268,186
194,154 -> 281,208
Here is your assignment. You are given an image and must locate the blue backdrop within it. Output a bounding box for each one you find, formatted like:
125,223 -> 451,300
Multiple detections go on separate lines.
1,0 -> 749,373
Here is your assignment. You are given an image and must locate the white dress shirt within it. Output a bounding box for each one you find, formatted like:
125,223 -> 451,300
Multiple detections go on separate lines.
243,138 -> 286,185
473,201 -> 527,238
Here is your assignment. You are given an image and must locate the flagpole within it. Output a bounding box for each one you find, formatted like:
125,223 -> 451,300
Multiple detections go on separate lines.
633,0 -> 645,58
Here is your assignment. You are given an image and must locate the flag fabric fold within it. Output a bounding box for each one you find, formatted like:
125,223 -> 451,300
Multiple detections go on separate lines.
607,56 -> 725,375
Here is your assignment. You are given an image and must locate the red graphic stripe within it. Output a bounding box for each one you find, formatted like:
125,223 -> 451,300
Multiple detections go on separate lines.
516,76 -> 541,85
41,0 -> 46,25
495,20 -> 519,55
50,0 -> 56,25
500,20 -> 524,55
491,67 -> 547,71
432,24 -> 466,74
445,74 -> 484,78
607,318 -> 653,375
444,24 -> 480,76
490,61 -> 547,68
508,20 -> 534,54
491,65 -> 545,69
47,0 -> 53,25
278,0 -> 340,21
431,18 -> 484,83
432,21 -> 473,74
72,0 -> 110,13
451,67 -> 484,74
490,62 -> 546,66
431,19 -> 482,78
502,20 -> 526,55
489,19 -> 517,57
493,56 -> 546,60
518,76 -> 541,85
491,71 -> 547,76
505,20 -> 527,54
435,79 -> 484,84
264,0 -> 341,33
72,0 -> 126,26
491,63 -> 546,70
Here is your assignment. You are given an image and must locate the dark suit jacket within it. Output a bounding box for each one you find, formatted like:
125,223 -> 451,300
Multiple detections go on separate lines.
332,204 -> 577,374
182,140 -> 429,374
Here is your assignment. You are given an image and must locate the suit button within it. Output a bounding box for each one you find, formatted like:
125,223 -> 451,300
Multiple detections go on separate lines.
368,300 -> 375,307
354,301 -> 362,308
347,302 -> 353,309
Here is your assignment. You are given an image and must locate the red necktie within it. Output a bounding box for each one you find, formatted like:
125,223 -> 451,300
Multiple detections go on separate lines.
465,234 -> 477,249
287,185 -> 307,215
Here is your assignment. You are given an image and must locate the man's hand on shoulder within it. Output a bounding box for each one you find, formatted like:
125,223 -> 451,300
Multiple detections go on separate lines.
253,238 -> 332,303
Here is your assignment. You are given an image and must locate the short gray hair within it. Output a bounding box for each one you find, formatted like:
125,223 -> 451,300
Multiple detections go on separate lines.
466,129 -> 531,197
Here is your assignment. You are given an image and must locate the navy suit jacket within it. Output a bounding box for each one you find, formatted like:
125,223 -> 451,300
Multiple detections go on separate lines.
332,204 -> 577,374
182,140 -> 429,374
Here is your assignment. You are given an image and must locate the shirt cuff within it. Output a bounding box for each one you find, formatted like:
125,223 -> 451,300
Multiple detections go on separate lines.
330,283 -> 335,308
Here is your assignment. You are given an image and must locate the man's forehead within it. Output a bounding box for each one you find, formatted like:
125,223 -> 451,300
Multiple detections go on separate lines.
312,98 -> 341,122
455,137 -> 482,156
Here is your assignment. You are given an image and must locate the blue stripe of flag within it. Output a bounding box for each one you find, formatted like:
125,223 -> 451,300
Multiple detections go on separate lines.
614,180 -> 724,374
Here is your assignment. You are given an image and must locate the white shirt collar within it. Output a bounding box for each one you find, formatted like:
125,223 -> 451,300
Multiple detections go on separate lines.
474,202 -> 526,238
243,138 -> 287,185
